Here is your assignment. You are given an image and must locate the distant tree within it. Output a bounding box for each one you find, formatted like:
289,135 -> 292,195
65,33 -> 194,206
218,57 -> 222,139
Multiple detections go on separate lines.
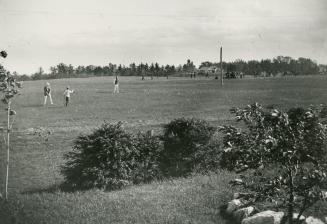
319,64 -> 327,75
144,63 -> 149,73
85,65 -> 95,75
164,65 -> 170,79
15,56 -> 323,81
247,60 -> 261,76
56,63 -> 70,76
117,64 -> 123,75
200,61 -> 213,68
129,63 -> 136,76
199,56 -> 321,77
160,65 -> 165,77
38,67 -> 44,75
108,63 -> 116,75
75,65 -> 85,75
31,67 -> 45,80
226,63 -> 236,73
234,59 -> 247,73
297,57 -> 319,75
49,66 -> 58,76
68,64 -> 74,75
149,63 -> 154,79
261,59 -> 273,75
183,59 -> 196,73
155,62 -> 160,78
17,74 -> 30,81
176,65 -> 182,73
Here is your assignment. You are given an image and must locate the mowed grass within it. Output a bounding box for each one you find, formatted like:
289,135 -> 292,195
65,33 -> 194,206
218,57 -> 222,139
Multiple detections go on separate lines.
0,76 -> 326,224
1,172 -> 237,224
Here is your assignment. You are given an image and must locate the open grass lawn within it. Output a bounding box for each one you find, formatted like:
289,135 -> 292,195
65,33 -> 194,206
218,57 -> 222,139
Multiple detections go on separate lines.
0,76 -> 326,223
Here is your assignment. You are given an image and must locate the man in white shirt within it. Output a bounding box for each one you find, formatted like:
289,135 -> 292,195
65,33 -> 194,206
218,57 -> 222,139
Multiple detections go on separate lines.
113,76 -> 119,93
63,86 -> 74,106
44,82 -> 53,105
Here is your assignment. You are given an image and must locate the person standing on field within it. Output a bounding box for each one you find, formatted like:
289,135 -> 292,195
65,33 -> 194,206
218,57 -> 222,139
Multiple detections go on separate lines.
113,76 -> 119,93
43,82 -> 53,105
63,86 -> 74,106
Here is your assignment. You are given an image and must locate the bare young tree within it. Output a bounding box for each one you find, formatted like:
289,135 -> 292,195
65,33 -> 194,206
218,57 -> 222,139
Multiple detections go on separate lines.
0,51 -> 22,200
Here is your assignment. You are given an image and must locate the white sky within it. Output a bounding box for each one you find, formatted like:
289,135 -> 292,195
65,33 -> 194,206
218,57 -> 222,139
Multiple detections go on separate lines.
0,0 -> 326,74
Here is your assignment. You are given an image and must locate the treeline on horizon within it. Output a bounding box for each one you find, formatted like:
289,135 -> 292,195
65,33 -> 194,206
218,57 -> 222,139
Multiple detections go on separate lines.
13,56 -> 327,81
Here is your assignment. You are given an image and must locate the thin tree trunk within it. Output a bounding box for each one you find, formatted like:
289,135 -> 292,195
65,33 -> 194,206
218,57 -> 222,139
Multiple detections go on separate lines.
288,169 -> 294,224
5,101 -> 10,200
220,46 -> 223,86
297,195 -> 307,222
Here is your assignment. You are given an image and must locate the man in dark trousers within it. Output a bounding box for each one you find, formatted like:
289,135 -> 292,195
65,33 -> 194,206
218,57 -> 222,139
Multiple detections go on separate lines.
63,86 -> 74,106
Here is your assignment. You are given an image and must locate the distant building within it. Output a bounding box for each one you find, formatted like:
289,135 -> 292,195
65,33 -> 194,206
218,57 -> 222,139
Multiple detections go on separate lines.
198,66 -> 224,77
198,65 -> 218,74
260,71 -> 268,77
319,64 -> 327,74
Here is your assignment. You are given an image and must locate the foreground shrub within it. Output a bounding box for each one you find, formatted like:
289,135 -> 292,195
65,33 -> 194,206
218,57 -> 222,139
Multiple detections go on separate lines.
61,122 -> 137,190
160,117 -> 216,176
132,132 -> 162,184
219,103 -> 327,224
194,137 -> 222,173
61,117 -> 220,190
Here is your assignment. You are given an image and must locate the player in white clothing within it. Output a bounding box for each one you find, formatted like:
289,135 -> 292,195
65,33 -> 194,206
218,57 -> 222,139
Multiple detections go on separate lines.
63,86 -> 74,106
113,76 -> 119,93
43,82 -> 53,105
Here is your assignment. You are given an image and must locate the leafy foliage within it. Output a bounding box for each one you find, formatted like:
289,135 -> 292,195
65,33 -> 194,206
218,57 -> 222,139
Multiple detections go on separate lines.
160,118 -> 216,177
193,137 -> 222,173
61,122 -> 137,190
62,117 -> 221,190
0,51 -> 7,58
132,132 -> 162,184
219,103 -> 327,223
0,56 -> 22,108
61,122 -> 163,190
0,50 -> 22,199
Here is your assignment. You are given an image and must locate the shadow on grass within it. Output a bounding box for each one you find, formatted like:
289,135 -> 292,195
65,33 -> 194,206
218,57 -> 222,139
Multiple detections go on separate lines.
0,199 -> 27,224
96,91 -> 112,94
21,183 -> 80,195
21,181 -> 132,194
21,104 -> 44,108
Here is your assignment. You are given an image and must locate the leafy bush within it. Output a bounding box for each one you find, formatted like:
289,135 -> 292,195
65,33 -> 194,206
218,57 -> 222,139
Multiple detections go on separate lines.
61,117 -> 221,190
160,117 -> 216,177
61,122 -> 137,190
132,132 -> 162,184
219,103 -> 327,224
194,137 -> 222,173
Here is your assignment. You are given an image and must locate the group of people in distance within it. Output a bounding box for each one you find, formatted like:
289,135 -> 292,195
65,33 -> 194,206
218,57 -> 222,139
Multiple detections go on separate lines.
43,76 -> 119,106
43,82 -> 74,107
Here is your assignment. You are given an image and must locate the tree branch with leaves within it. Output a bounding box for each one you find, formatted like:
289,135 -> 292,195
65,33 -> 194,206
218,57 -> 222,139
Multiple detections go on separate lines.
0,51 -> 22,200
219,103 -> 327,224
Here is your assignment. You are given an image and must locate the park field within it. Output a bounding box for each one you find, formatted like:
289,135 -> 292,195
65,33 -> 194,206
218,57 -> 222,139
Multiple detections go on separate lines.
0,75 -> 327,224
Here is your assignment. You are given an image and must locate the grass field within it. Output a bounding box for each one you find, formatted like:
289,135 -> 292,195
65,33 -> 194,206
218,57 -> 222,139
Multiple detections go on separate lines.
0,76 -> 327,224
